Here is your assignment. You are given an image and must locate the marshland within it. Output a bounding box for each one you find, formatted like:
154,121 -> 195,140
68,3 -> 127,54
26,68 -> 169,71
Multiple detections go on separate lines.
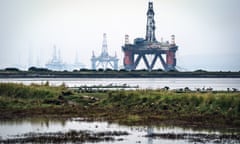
0,80 -> 240,143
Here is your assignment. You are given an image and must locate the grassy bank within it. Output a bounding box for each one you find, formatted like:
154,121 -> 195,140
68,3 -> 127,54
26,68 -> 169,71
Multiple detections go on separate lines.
0,83 -> 240,128
1,69 -> 240,78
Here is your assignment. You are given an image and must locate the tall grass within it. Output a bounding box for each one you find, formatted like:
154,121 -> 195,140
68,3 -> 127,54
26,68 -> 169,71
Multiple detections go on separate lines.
0,83 -> 239,123
0,83 -> 65,109
0,83 -> 62,99
102,90 -> 240,118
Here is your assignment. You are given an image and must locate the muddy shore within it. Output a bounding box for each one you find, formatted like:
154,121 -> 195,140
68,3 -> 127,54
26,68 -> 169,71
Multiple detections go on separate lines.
0,130 -> 128,143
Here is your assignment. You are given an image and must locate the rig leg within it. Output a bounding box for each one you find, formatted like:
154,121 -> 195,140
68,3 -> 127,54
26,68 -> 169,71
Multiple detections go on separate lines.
159,54 -> 167,70
134,54 -> 142,69
142,55 -> 151,70
166,51 -> 176,71
150,54 -> 158,70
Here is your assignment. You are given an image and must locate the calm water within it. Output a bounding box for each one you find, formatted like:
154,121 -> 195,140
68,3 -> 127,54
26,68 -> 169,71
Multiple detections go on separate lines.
0,78 -> 239,90
0,118 -> 237,144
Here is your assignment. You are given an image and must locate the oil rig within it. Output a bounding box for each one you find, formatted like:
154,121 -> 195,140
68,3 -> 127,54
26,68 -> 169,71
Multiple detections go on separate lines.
45,45 -> 85,71
122,1 -> 178,71
91,33 -> 119,70
45,45 -> 66,71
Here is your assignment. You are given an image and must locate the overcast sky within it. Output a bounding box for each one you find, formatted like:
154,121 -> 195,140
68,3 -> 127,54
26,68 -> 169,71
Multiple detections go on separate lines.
0,0 -> 240,71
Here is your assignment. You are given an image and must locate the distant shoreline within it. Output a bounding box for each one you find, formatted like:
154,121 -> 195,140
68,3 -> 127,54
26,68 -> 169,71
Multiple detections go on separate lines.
0,71 -> 240,78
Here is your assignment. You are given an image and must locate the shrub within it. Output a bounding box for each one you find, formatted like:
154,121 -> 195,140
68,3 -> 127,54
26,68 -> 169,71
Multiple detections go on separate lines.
4,67 -> 20,71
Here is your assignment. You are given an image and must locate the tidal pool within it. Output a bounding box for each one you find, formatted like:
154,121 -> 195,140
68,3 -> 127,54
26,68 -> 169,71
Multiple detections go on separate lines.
0,118 -> 239,144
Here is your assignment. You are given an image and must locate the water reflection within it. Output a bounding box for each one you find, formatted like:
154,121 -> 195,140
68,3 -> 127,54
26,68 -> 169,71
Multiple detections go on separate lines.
147,127 -> 153,144
0,118 -> 239,144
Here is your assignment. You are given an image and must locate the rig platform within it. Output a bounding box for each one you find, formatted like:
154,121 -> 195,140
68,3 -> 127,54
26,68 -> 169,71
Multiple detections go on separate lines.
91,33 -> 118,70
122,1 -> 178,71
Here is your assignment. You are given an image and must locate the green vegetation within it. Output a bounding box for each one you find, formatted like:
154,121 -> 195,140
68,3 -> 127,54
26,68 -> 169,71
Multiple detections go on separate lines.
0,83 -> 65,109
4,67 -> 20,71
0,83 -> 240,128
100,90 -> 240,126
0,68 -> 240,78
28,66 -> 51,72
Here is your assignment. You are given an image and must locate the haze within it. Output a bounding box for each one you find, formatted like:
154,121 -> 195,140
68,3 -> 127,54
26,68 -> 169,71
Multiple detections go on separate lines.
0,0 -> 240,71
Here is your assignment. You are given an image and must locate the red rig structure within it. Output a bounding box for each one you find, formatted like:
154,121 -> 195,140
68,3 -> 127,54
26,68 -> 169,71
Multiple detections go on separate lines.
122,1 -> 178,71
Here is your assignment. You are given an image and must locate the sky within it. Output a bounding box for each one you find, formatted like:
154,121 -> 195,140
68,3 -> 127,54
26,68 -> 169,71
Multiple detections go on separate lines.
0,0 -> 240,71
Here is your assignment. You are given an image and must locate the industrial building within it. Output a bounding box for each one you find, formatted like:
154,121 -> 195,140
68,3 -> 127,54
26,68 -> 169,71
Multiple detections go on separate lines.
122,1 -> 178,71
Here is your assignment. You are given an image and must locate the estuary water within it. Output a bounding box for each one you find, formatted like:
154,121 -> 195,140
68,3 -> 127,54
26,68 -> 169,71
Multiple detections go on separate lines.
0,78 -> 239,91
0,118 -> 239,144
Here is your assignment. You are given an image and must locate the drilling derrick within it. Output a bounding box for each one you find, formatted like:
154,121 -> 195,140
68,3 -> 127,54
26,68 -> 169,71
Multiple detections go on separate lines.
122,1 -> 178,71
146,2 -> 156,42
91,33 -> 119,70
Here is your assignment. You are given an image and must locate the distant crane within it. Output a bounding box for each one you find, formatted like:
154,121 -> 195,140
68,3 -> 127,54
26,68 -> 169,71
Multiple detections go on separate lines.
91,33 -> 119,70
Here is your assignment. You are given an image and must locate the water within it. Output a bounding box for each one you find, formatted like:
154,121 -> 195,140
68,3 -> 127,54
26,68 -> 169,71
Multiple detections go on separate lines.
0,118 -> 237,144
0,78 -> 240,91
